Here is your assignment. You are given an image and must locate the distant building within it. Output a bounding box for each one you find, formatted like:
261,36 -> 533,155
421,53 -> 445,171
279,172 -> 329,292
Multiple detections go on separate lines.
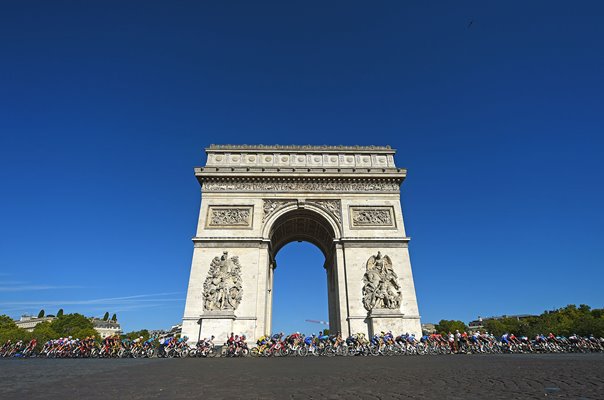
149,323 -> 182,339
148,329 -> 167,338
421,323 -> 436,334
469,314 -> 536,329
14,314 -> 122,338
170,324 -> 182,336
14,315 -> 56,331
91,318 -> 122,338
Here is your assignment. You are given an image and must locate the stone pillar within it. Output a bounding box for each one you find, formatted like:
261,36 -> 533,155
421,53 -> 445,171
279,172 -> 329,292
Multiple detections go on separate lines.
265,260 -> 275,336
326,264 -> 337,332
255,243 -> 271,338
334,243 -> 351,337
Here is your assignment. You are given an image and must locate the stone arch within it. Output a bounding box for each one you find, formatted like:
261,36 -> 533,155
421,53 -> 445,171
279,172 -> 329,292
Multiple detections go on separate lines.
263,206 -> 341,334
260,202 -> 342,241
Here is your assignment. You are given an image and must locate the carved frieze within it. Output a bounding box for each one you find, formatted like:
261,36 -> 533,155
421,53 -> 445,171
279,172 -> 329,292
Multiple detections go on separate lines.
262,199 -> 294,222
350,206 -> 396,228
362,252 -> 402,311
206,206 -> 253,228
203,251 -> 243,311
308,199 -> 342,225
202,179 -> 400,193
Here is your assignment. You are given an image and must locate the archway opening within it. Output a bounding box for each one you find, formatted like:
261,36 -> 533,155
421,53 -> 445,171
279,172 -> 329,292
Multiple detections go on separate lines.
266,208 -> 339,335
272,241 -> 329,335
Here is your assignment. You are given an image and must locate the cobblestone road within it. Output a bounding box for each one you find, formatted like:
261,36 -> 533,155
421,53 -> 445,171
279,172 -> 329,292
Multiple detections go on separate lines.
1,353 -> 602,399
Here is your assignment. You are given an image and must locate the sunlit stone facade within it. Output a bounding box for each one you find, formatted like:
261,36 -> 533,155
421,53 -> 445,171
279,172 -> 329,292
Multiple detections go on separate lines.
182,145 -> 421,342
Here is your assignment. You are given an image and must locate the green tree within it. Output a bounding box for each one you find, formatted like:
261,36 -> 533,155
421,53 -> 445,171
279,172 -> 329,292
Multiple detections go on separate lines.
57,309 -> 64,317
435,320 -> 468,334
32,322 -> 58,348
111,313 -> 117,322
126,329 -> 150,341
50,313 -> 98,339
103,312 -> 109,321
0,315 -> 18,330
0,316 -> 31,343
0,327 -> 31,344
481,305 -> 604,338
483,318 -> 526,336
37,309 -> 45,318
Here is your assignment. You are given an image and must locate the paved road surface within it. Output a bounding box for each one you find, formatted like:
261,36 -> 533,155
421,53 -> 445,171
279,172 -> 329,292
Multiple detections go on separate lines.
1,353 -> 602,399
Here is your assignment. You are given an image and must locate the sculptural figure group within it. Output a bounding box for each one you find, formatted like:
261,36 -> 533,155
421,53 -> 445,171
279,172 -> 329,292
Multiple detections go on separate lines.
202,251 -> 243,311
362,252 -> 402,311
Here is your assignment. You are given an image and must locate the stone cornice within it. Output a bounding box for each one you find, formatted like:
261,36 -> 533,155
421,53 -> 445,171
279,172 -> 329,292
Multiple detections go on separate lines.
339,237 -> 410,242
207,144 -> 395,153
193,237 -> 267,242
195,167 -> 406,180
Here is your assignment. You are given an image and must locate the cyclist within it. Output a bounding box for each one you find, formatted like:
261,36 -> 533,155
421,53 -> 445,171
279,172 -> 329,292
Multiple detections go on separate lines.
257,334 -> 269,347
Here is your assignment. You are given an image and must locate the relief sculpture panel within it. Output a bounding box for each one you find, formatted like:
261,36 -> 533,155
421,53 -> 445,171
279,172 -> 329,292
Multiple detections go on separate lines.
308,199 -> 342,225
362,252 -> 402,311
350,206 -> 396,229
206,206 -> 253,228
262,199 -> 294,222
203,251 -> 243,311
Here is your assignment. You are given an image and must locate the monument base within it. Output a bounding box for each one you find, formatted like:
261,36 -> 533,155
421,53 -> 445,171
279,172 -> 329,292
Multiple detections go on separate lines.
196,310 -> 236,344
367,309 -> 421,337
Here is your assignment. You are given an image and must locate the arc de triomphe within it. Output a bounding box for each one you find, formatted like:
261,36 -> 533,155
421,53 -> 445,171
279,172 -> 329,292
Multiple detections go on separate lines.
182,145 -> 421,341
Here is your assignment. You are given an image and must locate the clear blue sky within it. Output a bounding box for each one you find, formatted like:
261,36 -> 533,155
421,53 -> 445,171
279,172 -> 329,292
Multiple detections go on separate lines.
1,1 -> 602,334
